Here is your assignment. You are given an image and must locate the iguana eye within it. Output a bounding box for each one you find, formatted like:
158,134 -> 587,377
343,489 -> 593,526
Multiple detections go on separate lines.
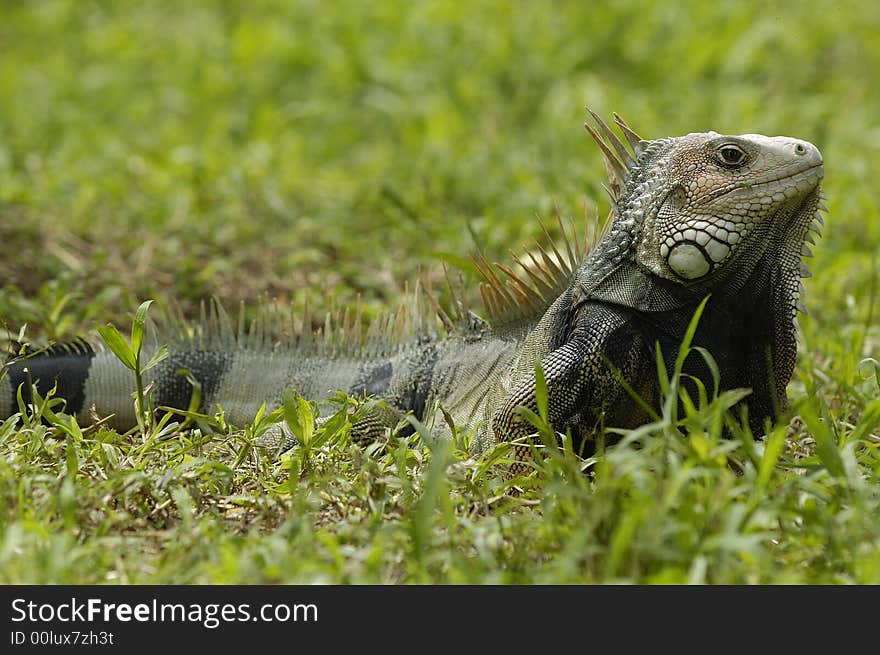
717,144 -> 747,167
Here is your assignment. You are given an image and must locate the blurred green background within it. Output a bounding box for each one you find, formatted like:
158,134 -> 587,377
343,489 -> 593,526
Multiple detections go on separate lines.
0,0 -> 877,342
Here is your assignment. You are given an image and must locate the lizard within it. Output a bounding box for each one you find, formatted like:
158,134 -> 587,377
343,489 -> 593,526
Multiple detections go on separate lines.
0,112 -> 825,474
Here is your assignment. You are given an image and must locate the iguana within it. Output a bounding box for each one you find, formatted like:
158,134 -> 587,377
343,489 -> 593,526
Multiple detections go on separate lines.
0,113 -> 825,473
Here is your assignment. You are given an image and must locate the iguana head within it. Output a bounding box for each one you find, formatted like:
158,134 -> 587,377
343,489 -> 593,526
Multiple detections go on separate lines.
584,113 -> 824,297
632,131 -> 823,283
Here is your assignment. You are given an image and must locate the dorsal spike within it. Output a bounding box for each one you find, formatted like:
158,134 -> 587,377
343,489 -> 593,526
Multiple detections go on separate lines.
523,250 -> 559,292
353,296 -> 364,344
382,312 -> 394,347
288,300 -> 299,348
583,199 -> 595,257
585,198 -> 610,251
538,218 -> 574,278
554,208 -> 578,270
478,285 -> 494,319
495,262 -> 543,307
236,301 -> 247,343
422,278 -> 455,333
472,254 -> 514,309
588,109 -> 635,169
364,313 -> 382,354
412,277 -> 426,337
300,295 -> 312,346
571,212 -> 584,262
441,262 -> 465,323
536,241 -> 567,283
340,307 -> 351,345
600,183 -> 619,210
323,313 -> 332,347
584,122 -> 627,196
472,204 -> 600,328
213,299 -> 234,347
485,259 -> 519,309
198,300 -> 209,349
392,282 -> 410,344
512,251 -> 557,294
248,302 -> 261,350
612,112 -> 644,154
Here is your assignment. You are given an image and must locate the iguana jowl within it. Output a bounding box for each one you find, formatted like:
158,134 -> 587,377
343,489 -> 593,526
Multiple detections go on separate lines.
0,113 -> 825,471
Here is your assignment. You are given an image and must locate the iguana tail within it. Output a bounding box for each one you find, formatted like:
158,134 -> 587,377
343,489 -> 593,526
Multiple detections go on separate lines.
0,302 -> 427,430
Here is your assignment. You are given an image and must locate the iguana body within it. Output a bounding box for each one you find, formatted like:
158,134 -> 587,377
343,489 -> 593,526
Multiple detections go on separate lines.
0,114 -> 825,469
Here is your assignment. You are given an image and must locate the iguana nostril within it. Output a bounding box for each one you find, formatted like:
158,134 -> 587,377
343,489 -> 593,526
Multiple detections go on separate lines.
795,143 -> 807,155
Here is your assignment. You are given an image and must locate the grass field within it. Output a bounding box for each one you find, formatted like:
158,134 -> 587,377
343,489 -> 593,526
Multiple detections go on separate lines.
1,0 -> 879,583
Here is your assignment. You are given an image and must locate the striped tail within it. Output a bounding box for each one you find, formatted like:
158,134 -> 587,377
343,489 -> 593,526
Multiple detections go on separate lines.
2,342 -> 168,428
0,338 -> 409,432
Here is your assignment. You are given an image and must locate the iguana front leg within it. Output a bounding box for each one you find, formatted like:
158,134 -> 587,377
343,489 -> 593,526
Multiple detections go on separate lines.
491,305 -> 651,476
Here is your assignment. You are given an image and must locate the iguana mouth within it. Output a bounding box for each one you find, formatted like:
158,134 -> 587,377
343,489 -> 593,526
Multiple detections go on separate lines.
694,163 -> 824,206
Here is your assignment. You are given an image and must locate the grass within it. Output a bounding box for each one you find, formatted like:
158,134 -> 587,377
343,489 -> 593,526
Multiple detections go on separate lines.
1,0 -> 879,584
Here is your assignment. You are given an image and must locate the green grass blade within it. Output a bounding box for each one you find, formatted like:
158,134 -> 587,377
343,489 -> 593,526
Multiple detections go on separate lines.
131,299 -> 154,359
96,324 -> 136,371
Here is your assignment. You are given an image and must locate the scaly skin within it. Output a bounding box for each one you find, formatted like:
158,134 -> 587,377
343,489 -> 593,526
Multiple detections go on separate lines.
487,129 -> 824,472
0,117 -> 825,477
